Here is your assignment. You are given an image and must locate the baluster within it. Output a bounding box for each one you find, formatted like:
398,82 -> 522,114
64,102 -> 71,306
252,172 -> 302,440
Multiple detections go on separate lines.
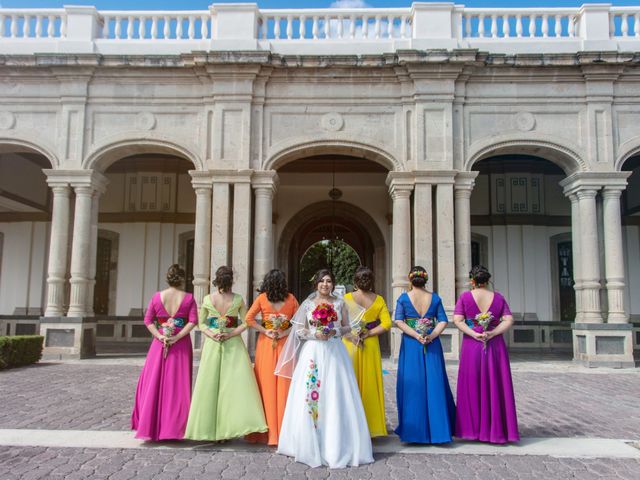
312,16 -> 319,39
362,16 -> 369,39
0,15 -> 4,38
400,15 -> 407,38
48,15 -> 55,38
568,15 -> 576,38
273,16 -> 280,39
461,14 -> 466,38
324,15 -> 330,39
349,15 -> 355,39
515,14 -> 522,37
61,14 -> 67,37
22,15 -> 30,38
10,16 -> 18,38
610,13 -> 615,37
387,16 -> 393,38
375,15 -> 381,39
126,16 -> 133,39
102,16 -> 110,39
176,16 -> 183,39
501,15 -> 509,37
528,14 -> 535,37
151,16 -> 158,39
337,15 -> 343,39
163,16 -> 170,39
188,16 -> 195,39
201,15 -> 209,39
300,15 -> 306,39
554,14 -> 562,37
541,14 -> 548,37
139,16 -> 146,39
35,15 -> 42,38
286,15 -> 292,39
622,14 -> 629,36
635,14 -> 640,37
489,15 -> 496,38
478,15 -> 485,37
114,17 -> 122,38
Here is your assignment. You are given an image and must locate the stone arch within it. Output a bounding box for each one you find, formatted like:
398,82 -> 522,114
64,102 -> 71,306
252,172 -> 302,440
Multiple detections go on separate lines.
83,136 -> 203,172
615,137 -> 640,171
0,137 -> 58,168
265,138 -> 400,172
278,200 -> 387,298
466,134 -> 586,174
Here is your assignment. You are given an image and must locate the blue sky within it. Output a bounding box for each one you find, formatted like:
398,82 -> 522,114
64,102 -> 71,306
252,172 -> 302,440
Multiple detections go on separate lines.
3,1 -> 640,10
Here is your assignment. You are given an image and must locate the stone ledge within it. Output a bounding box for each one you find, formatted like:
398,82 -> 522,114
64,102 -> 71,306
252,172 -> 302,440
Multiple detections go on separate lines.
573,323 -> 633,331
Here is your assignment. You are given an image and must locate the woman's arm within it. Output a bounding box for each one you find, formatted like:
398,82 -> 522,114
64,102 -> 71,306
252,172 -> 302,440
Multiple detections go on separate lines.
453,314 -> 485,341
224,297 -> 248,339
486,314 -> 514,340
166,321 -> 196,344
145,322 -> 166,342
392,298 -> 426,344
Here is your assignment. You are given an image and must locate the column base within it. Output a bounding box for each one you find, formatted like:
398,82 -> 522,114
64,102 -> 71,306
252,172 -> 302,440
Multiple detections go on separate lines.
39,317 -> 97,360
572,323 -> 636,368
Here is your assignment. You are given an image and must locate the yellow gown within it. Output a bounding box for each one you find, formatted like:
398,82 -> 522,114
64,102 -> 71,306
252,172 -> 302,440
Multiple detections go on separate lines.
342,293 -> 391,437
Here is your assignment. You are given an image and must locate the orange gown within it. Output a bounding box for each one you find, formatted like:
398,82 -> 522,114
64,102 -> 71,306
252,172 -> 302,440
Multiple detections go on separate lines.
245,292 -> 299,445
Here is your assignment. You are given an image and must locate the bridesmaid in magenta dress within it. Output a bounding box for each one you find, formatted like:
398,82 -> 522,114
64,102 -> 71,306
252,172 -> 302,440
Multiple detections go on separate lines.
452,265 -> 519,444
131,264 -> 198,441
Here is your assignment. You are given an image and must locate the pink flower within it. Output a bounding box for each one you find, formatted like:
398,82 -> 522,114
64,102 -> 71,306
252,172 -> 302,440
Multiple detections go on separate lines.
311,390 -> 319,401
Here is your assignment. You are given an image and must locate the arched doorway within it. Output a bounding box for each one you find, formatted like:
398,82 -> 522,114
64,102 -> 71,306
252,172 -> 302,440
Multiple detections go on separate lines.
620,155 -> 640,328
299,240 -> 362,299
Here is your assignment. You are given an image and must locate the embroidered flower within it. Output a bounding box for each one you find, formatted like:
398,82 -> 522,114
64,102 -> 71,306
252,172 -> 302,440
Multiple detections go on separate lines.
305,359 -> 320,428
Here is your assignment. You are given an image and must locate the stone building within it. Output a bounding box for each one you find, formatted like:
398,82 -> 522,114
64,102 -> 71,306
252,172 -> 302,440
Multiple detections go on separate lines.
0,3 -> 639,366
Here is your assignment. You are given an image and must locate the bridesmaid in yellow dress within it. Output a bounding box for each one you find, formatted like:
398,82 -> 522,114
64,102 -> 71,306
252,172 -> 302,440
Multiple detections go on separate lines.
343,266 -> 392,437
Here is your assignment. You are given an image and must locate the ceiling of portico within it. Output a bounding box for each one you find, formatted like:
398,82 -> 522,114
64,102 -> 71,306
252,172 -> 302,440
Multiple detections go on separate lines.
278,155 -> 388,173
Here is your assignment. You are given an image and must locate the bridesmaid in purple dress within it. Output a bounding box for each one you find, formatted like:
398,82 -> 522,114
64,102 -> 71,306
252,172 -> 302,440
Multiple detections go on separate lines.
131,264 -> 198,441
452,265 -> 519,444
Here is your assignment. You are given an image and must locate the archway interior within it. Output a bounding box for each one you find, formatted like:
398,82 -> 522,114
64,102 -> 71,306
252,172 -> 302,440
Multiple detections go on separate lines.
0,148 -> 52,318
471,154 -> 574,349
299,240 -> 361,300
621,156 -> 640,322
100,153 -> 196,318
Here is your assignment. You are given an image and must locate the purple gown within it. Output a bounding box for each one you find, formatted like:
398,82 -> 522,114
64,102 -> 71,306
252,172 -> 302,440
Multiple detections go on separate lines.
131,292 -> 197,441
453,290 -> 520,444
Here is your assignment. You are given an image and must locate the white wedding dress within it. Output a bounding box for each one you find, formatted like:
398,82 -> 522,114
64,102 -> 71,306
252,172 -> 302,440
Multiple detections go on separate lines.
276,298 -> 374,468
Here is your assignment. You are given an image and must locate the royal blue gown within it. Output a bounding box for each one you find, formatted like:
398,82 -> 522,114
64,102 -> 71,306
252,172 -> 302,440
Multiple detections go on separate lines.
394,292 -> 456,443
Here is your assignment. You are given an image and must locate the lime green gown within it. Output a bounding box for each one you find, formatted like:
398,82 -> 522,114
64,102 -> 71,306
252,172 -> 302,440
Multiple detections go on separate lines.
185,293 -> 267,441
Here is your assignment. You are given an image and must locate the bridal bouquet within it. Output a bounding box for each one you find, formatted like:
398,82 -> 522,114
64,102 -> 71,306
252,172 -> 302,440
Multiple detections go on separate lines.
414,317 -> 435,353
311,303 -> 338,336
266,313 -> 290,348
351,319 -> 368,349
474,312 -> 495,352
158,317 -> 181,359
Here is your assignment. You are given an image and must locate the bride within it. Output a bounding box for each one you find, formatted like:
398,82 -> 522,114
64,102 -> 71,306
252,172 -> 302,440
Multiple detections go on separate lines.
276,269 -> 374,468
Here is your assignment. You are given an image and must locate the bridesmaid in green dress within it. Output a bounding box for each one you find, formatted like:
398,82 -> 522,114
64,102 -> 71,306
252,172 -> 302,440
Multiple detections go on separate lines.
185,266 -> 267,441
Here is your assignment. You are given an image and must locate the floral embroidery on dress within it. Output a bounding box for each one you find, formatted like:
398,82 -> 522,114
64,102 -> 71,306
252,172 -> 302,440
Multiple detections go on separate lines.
305,359 -> 320,428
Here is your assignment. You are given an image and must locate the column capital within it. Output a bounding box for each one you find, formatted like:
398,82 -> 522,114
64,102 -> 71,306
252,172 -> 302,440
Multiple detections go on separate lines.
386,171 -> 414,197
560,171 -> 630,197
575,188 -> 599,201
252,170 -> 279,193
44,169 -> 108,194
454,171 -> 479,190
601,185 -> 626,198
189,170 -> 213,190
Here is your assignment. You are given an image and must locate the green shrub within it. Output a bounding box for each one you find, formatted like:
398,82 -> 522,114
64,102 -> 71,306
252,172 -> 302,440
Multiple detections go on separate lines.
0,335 -> 44,370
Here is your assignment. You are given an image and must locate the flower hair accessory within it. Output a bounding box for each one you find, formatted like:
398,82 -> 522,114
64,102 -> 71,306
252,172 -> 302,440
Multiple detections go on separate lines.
409,270 -> 428,280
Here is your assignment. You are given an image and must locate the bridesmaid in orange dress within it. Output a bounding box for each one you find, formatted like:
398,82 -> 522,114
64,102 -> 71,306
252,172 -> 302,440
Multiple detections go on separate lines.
246,269 -> 299,445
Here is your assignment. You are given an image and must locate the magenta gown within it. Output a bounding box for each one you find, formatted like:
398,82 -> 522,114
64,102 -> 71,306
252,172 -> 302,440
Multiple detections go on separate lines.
131,292 -> 197,441
453,291 -> 520,444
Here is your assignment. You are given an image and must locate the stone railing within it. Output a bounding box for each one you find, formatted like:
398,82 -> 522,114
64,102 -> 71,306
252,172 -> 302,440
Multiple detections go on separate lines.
0,3 -> 639,56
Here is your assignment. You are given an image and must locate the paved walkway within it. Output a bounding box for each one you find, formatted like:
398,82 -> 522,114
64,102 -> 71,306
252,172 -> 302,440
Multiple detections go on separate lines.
1,357 -> 639,479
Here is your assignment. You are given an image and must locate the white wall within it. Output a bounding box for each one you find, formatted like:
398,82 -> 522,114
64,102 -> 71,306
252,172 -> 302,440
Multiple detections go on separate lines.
0,222 -> 49,315
99,222 -> 193,316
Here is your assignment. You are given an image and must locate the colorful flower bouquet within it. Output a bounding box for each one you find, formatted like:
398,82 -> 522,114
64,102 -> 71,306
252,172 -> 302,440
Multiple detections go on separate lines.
414,317 -> 435,353
157,317 -> 185,359
265,313 -> 290,348
474,312 -> 495,352
351,319 -> 368,349
311,303 -> 338,337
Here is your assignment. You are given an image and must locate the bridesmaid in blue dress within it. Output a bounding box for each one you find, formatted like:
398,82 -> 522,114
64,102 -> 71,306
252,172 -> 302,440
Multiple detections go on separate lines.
394,266 -> 456,444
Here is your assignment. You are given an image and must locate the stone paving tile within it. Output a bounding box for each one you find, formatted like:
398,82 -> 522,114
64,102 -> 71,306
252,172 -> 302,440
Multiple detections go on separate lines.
0,362 -> 639,439
1,446 -> 640,480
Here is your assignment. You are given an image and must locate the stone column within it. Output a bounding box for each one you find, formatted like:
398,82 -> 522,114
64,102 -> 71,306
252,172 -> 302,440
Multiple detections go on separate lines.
436,182 -> 456,310
602,186 -> 629,323
576,188 -> 603,323
85,189 -> 101,317
454,172 -> 477,298
568,193 -> 583,320
413,182 -> 433,284
210,181 -> 230,277
232,176 -> 253,302
44,181 -> 72,317
67,185 -> 95,317
252,171 -> 278,293
388,180 -> 413,303
190,172 -> 213,307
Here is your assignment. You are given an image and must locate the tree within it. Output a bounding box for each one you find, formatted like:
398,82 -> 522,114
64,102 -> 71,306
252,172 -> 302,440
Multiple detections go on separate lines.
299,240 -> 360,298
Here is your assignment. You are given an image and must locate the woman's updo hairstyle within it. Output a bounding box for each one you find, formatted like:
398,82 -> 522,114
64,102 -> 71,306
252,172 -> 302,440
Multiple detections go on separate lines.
408,266 -> 428,288
353,266 -> 374,292
166,264 -> 186,288
312,268 -> 335,288
259,269 -> 288,303
213,266 -> 234,293
470,265 -> 492,287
